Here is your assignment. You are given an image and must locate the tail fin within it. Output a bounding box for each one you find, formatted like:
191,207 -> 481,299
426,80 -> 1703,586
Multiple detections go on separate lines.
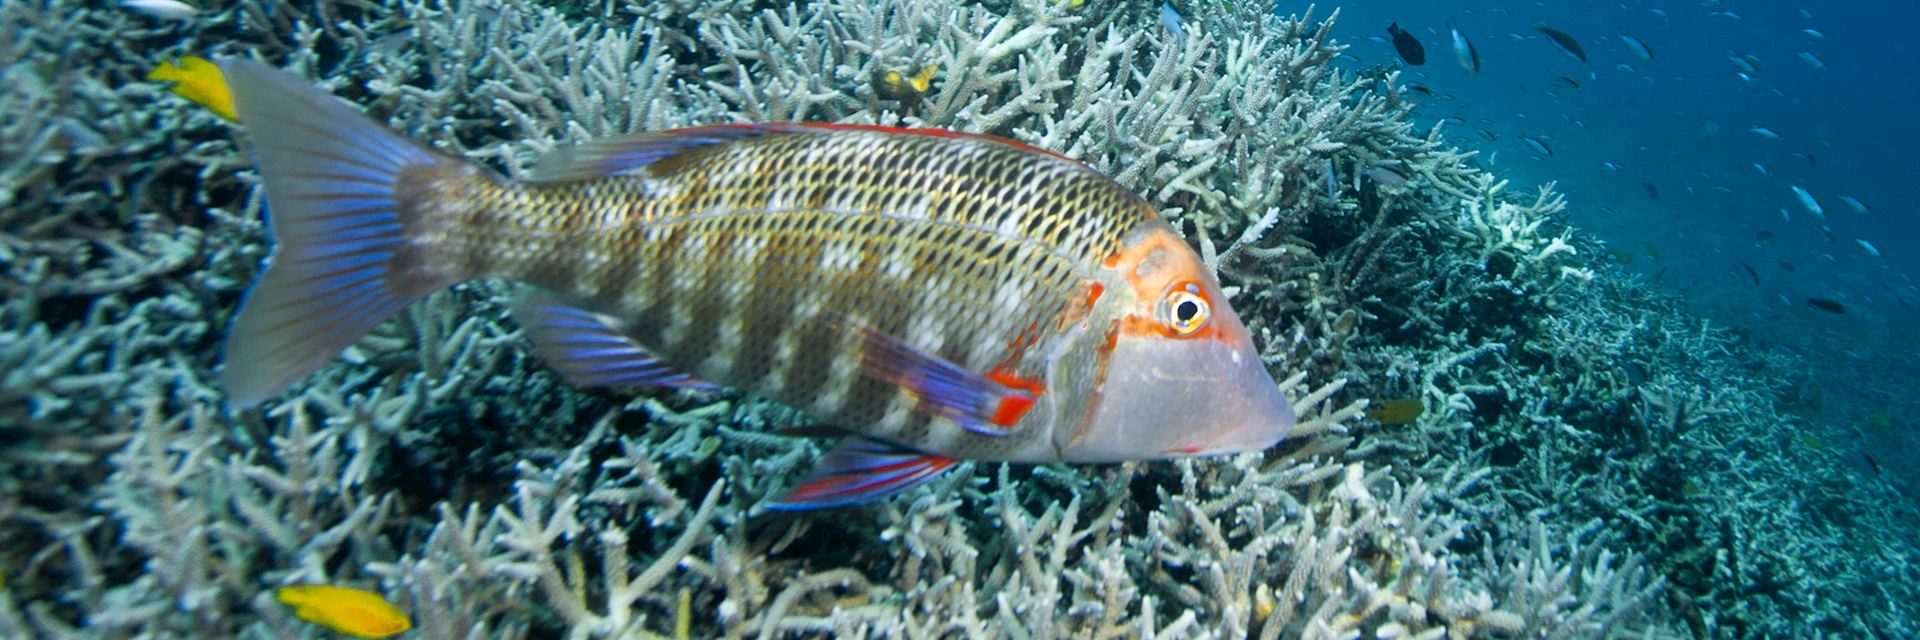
218,59 -> 465,408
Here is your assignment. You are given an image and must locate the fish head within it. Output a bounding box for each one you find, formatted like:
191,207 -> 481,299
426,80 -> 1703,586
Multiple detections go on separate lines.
1056,222 -> 1295,462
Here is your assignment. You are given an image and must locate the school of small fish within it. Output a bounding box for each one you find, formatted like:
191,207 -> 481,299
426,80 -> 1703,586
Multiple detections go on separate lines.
1365,6 -> 1906,321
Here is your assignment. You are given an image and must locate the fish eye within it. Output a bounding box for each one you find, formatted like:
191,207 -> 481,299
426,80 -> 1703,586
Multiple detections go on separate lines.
1164,289 -> 1210,335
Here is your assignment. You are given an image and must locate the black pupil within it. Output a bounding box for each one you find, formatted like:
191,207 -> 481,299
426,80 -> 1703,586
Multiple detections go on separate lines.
1176,300 -> 1199,323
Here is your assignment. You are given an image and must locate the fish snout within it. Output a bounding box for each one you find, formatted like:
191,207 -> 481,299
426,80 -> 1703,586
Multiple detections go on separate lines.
1057,320 -> 1295,462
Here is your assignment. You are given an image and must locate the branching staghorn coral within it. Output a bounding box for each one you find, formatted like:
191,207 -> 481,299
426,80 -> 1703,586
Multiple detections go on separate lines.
6,0 -> 1917,637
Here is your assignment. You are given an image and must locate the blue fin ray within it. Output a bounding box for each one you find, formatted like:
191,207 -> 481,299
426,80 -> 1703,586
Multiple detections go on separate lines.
766,437 -> 960,510
510,289 -> 714,391
217,58 -> 465,408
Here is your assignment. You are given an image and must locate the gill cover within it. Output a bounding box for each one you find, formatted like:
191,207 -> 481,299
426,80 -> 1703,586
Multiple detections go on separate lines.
1058,223 -> 1295,462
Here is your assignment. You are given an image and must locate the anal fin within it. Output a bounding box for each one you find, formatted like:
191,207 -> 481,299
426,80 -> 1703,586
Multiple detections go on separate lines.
511,290 -> 714,391
767,437 -> 959,510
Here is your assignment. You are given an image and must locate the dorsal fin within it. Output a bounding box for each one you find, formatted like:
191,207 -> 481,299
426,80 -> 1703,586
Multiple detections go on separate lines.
525,124 -> 773,183
525,123 -> 1080,183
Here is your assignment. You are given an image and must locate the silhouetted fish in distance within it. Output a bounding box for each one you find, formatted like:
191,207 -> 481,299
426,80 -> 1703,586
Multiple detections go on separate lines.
1387,22 -> 1426,65
1535,23 -> 1587,62
1807,298 -> 1847,314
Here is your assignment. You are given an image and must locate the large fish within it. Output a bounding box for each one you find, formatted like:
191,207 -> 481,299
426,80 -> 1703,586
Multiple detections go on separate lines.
214,60 -> 1296,509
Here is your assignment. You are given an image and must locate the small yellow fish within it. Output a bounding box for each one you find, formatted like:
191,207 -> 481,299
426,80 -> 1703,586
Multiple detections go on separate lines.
275,585 -> 411,639
147,56 -> 235,121
1365,398 -> 1424,425
873,64 -> 939,101
906,64 -> 937,93
1798,432 -> 1825,451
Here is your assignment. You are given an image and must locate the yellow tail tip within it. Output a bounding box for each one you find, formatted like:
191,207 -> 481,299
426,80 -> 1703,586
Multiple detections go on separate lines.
148,55 -> 236,121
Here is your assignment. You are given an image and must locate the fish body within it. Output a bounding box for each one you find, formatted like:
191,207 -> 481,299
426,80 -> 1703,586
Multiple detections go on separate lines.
276,585 -> 411,639
147,56 -> 235,121
1749,126 -> 1779,139
1534,23 -> 1587,62
1621,33 -> 1654,61
1808,297 -> 1847,314
1450,24 -> 1480,74
1159,2 -> 1186,43
1362,165 -> 1408,188
215,60 -> 1294,508
1522,135 -> 1553,157
120,0 -> 197,20
1791,185 -> 1824,219
1365,398 -> 1424,425
1387,22 -> 1426,65
1839,195 -> 1868,215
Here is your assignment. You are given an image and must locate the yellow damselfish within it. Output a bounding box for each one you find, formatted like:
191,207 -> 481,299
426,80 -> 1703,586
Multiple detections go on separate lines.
147,56 -> 236,121
275,584 -> 411,639
1365,398 -> 1425,425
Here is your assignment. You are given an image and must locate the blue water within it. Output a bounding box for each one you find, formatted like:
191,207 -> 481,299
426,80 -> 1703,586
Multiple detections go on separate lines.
1323,0 -> 1920,476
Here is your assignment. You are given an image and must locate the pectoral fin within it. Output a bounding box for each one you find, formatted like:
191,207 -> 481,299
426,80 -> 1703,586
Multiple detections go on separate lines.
852,323 -> 1040,436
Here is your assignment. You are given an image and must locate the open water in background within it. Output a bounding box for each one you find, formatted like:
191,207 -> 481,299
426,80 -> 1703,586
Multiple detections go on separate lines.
1320,0 -> 1920,490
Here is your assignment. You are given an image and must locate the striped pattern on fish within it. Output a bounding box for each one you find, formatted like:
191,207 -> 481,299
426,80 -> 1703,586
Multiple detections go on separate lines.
215,59 -> 1295,509
409,126 -> 1150,459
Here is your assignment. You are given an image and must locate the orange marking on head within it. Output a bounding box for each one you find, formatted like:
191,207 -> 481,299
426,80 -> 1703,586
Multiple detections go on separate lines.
1105,226 -> 1233,342
1053,280 -> 1106,331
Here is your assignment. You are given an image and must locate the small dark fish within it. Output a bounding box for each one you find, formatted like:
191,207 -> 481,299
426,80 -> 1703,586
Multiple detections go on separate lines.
1738,262 -> 1760,285
1522,135 -> 1553,157
1621,362 -> 1647,385
1535,23 -> 1587,62
1477,128 -> 1499,142
1642,181 -> 1658,200
1387,22 -> 1427,65
1557,75 -> 1582,89
1777,260 -> 1796,272
1862,452 -> 1881,475
1756,230 -> 1773,241
1899,298 -> 1913,312
1807,297 -> 1847,314
1408,82 -> 1434,96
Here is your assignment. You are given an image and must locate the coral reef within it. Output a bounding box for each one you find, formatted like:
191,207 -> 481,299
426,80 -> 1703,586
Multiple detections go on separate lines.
2,0 -> 1915,637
